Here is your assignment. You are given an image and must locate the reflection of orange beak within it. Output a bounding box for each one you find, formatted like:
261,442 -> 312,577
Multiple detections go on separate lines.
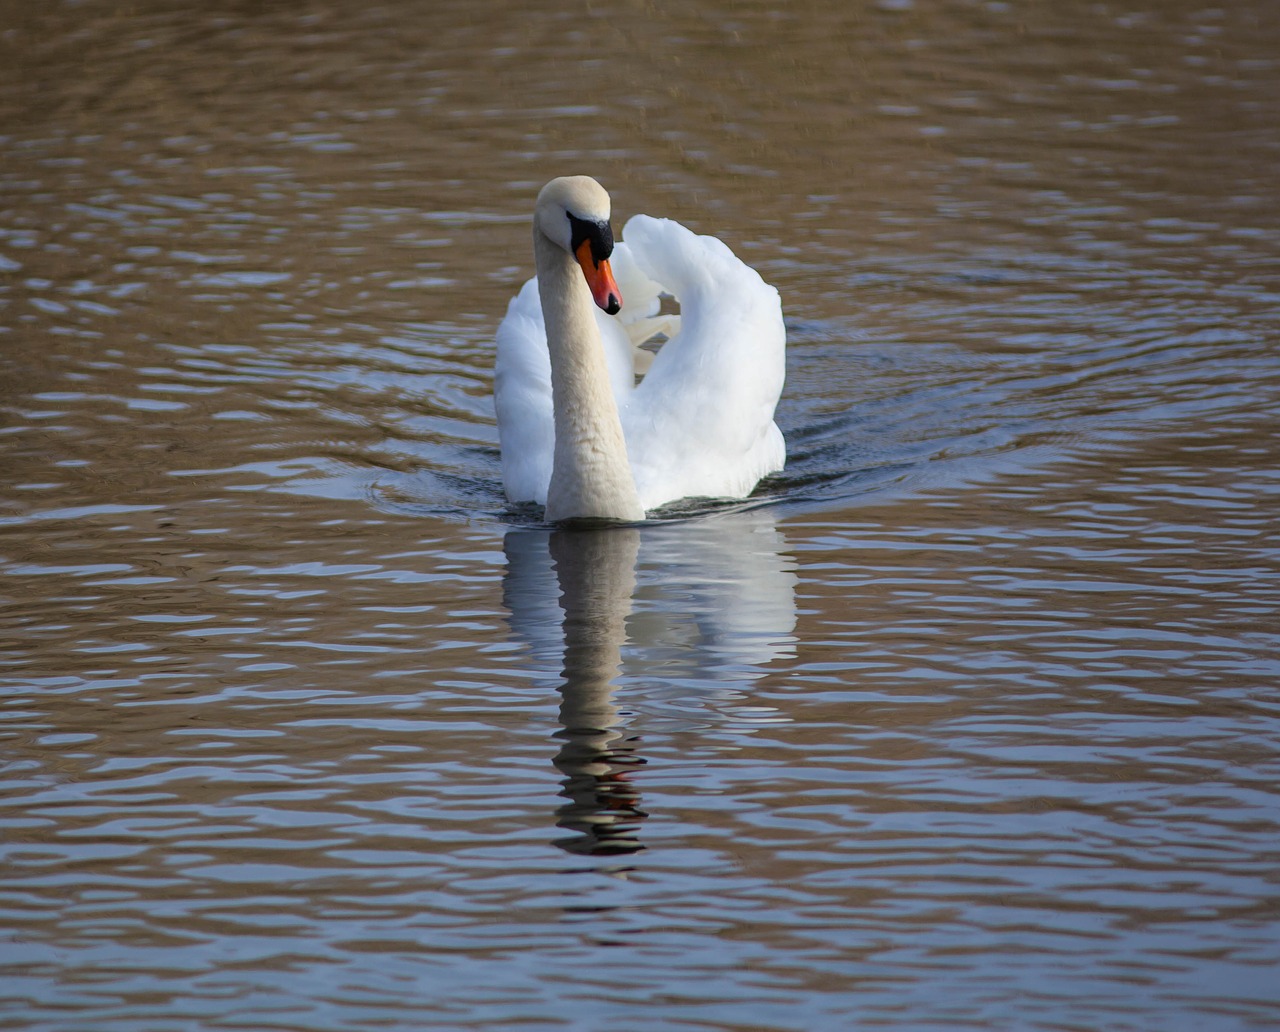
575,239 -> 622,315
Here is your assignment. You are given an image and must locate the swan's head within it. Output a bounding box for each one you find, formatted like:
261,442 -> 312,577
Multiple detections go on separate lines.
535,176 -> 623,316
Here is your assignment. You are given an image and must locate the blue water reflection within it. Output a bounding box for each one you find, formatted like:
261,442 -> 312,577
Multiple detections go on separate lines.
5,0 -> 1280,1026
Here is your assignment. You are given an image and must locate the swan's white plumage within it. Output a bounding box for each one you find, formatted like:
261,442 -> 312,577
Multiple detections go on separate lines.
495,201 -> 786,515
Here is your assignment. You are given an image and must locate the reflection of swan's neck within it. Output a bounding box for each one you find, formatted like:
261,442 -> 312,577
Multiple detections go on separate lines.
552,527 -> 640,694
535,230 -> 642,522
551,527 -> 645,856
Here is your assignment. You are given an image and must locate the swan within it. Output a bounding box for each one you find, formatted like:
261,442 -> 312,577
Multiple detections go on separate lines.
495,175 -> 786,521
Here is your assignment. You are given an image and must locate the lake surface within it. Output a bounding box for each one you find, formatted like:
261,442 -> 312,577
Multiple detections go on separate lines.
3,1 -> 1279,1029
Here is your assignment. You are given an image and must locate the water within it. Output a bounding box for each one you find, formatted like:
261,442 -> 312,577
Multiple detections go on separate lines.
3,1 -> 1279,1029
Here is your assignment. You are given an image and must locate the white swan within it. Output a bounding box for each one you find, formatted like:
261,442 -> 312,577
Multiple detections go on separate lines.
495,176 -> 786,521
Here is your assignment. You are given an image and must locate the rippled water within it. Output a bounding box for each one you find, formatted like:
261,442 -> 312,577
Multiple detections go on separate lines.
3,1 -> 1279,1029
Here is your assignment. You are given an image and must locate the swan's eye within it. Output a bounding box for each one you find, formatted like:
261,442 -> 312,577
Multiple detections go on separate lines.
566,213 -> 614,266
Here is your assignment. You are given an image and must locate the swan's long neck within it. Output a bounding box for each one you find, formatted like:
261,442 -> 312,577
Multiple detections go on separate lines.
536,229 -> 643,522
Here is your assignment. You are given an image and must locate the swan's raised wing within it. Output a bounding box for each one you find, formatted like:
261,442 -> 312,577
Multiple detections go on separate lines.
494,278 -> 556,504
617,215 -> 786,509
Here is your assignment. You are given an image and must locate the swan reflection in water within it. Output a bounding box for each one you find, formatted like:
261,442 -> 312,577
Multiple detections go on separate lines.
501,508 -> 797,856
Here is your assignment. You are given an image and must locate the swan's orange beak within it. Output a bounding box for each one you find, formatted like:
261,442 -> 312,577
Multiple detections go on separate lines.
575,238 -> 622,315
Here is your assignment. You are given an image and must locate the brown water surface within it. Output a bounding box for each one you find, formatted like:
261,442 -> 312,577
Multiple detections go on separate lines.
2,1 -> 1279,1029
